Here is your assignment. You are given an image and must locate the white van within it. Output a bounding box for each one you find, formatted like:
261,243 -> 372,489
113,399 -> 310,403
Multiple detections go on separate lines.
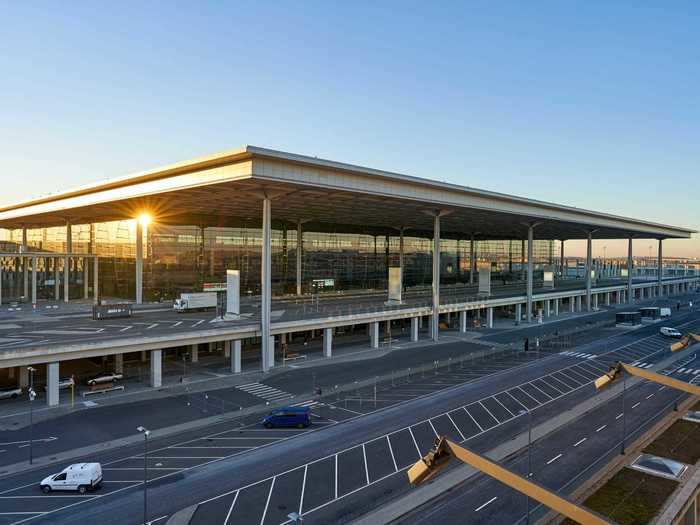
660,308 -> 672,318
40,463 -> 102,494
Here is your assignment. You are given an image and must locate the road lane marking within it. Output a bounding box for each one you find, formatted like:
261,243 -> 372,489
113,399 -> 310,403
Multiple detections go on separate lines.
147,323 -> 158,329
632,402 -> 640,409
193,320 -> 204,326
596,425 -> 606,432
463,407 -> 484,432
119,326 -> 132,332
646,393 -> 654,399
616,413 -> 623,420
546,453 -> 563,465
573,438 -> 587,447
446,412 -> 466,441
223,490 -> 239,525
260,476 -> 275,525
362,443 -> 370,485
386,435 -> 398,471
475,496 -> 498,512
408,427 -> 422,456
299,465 -> 308,515
173,321 -> 182,327
334,454 -> 339,499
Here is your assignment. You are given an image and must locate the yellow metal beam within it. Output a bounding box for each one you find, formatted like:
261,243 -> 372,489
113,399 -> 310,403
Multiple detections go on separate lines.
621,363 -> 700,396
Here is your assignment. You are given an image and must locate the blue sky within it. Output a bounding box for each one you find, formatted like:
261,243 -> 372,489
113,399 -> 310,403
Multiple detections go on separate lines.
1,1 -> 698,257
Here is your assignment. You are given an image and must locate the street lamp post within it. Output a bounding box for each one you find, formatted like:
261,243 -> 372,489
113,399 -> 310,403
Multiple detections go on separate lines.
137,426 -> 151,525
182,352 -> 189,382
27,367 -> 36,465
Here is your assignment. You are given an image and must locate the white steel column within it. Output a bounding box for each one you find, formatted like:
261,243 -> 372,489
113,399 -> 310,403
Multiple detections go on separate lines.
544,300 -> 550,318
569,297 -> 575,313
410,317 -> 419,341
64,221 -> 71,302
93,256 -> 99,304
83,257 -> 89,299
370,321 -> 379,348
399,227 -> 405,274
459,310 -> 467,332
432,214 -> 441,341
627,237 -> 633,304
526,224 -> 534,323
469,234 -> 475,285
553,298 -> 560,316
486,307 -> 494,328
115,353 -> 124,374
261,198 -> 273,371
47,362 -> 59,407
296,220 -> 303,296
31,256 -> 37,305
54,258 -> 60,300
150,349 -> 162,388
323,327 -> 333,358
657,239 -> 663,297
230,340 -> 241,373
22,228 -> 28,300
190,344 -> 198,363
135,220 -> 143,304
560,240 -> 565,277
515,303 -> 522,324
586,232 -> 593,312
605,292 -> 611,306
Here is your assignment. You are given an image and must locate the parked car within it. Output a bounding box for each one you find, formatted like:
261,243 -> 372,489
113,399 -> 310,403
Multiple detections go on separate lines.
262,406 -> 311,429
86,372 -> 123,386
43,377 -> 74,392
0,387 -> 22,400
660,327 -> 682,338
40,463 -> 102,494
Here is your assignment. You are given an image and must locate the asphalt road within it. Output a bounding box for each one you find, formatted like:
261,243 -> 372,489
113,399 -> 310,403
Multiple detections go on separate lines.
1,309 -> 697,524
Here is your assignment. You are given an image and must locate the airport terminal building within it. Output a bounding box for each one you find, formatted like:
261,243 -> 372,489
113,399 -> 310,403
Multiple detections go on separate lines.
0,146 -> 698,404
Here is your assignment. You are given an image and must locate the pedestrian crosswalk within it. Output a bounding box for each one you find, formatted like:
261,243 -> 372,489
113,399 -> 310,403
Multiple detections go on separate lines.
630,362 -> 655,369
292,399 -> 322,408
560,351 -> 596,360
236,382 -> 293,402
676,368 -> 700,376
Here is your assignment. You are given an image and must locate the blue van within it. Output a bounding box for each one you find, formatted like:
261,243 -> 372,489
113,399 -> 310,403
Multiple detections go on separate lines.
262,406 -> 311,429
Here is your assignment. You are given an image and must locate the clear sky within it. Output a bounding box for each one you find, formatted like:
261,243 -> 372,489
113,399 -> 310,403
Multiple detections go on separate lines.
1,2 -> 698,257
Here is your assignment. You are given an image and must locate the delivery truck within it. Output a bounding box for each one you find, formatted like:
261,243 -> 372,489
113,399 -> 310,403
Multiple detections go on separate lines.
173,292 -> 217,312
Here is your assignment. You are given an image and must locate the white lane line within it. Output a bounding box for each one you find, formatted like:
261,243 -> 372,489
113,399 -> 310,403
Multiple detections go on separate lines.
546,453 -> 563,465
223,490 -> 240,525
646,393 -> 655,399
193,320 -> 204,326
334,454 -> 339,500
615,413 -> 623,420
147,323 -> 158,330
119,326 -> 133,332
632,402 -> 640,409
173,321 -> 182,327
386,435 -> 398,472
446,412 -> 466,441
260,476 -> 276,525
362,444 -> 370,485
596,425 -> 607,432
463,407 -> 484,432
573,438 -> 587,447
299,464 -> 308,516
475,496 -> 498,512
408,427 -> 422,456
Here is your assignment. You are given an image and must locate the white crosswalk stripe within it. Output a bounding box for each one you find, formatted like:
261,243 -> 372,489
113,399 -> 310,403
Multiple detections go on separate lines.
236,382 -> 293,402
292,400 -> 321,408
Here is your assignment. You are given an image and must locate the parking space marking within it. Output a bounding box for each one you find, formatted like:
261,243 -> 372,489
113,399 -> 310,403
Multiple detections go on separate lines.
362,444 -> 370,485
223,490 -> 239,525
596,425 -> 606,432
573,438 -> 586,447
408,427 -> 422,456
386,435 -> 399,471
546,453 -> 563,465
446,413 -> 466,441
260,476 -> 275,525
463,407 -> 485,432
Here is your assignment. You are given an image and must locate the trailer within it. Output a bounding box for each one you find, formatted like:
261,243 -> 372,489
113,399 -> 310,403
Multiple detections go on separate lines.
173,292 -> 218,312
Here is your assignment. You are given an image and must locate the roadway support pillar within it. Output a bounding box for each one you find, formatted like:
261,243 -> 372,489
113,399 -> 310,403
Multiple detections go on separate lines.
323,327 -> 332,358
486,307 -> 493,328
657,239 -> 663,297
47,362 -> 59,407
19,366 -> 29,388
135,219 -> 143,304
431,213 -> 441,341
150,349 -> 162,388
296,220 -> 303,296
31,256 -> 37,305
469,234 -> 475,285
553,298 -> 559,316
261,198 -> 273,372
544,300 -> 550,318
230,340 -> 241,373
586,231 -> 593,312
410,317 -> 419,341
515,303 -> 522,325
115,353 -> 124,374
140,350 -> 147,362
605,292 -> 611,306
627,237 -> 633,305
64,221 -> 71,303
190,344 -> 198,363
575,295 -> 582,312
370,321 -> 379,349
459,311 -> 467,333
93,256 -> 99,304
54,258 -> 59,300
21,228 -> 28,300
560,239 -> 565,277
526,224 -> 534,323
593,294 -> 599,310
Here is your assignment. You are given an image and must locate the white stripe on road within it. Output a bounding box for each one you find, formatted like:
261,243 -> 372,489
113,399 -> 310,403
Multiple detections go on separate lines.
596,425 -> 606,432
573,438 -> 587,447
546,453 -> 563,465
475,496 -> 498,512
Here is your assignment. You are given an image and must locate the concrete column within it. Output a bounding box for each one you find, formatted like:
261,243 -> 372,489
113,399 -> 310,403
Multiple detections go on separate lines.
370,321 -> 379,348
617,290 -> 623,304
21,227 -> 28,300
296,220 -> 303,296
544,300 -> 550,318
560,239 -> 565,277
64,222 -> 71,302
230,340 -> 241,373
93,256 -> 99,304
445,311 -> 451,326
486,307 -> 493,328
593,294 -> 599,310
190,344 -> 198,363
521,240 -> 526,281
515,303 -> 522,325
399,227 -> 405,276
82,257 -> 88,299
31,256 -> 37,305
224,343 -> 230,358
150,349 -> 162,388
569,297 -> 575,313
575,295 -> 582,312
657,239 -> 663,297
115,353 -> 124,374
553,298 -> 560,316
410,317 -> 419,341
586,232 -> 593,312
54,257 -> 60,300
135,220 -> 143,304
526,224 -> 534,323
627,237 -> 633,304
47,362 -> 59,407
323,327 -> 333,358
605,292 -> 610,306
141,350 -> 147,362
261,198 -> 273,371
469,234 -> 475,285
19,366 -> 29,388
459,310 -> 467,332
432,214 -> 441,341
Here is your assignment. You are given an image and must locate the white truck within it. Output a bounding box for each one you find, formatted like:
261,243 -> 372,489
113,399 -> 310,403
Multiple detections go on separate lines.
173,292 -> 217,312
40,463 -> 102,493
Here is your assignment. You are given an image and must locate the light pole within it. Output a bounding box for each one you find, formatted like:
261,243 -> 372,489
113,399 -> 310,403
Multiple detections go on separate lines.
137,426 -> 150,525
27,367 -> 36,465
182,352 -> 189,382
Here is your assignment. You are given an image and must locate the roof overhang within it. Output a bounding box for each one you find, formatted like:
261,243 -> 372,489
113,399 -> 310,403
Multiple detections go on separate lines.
0,146 -> 695,240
